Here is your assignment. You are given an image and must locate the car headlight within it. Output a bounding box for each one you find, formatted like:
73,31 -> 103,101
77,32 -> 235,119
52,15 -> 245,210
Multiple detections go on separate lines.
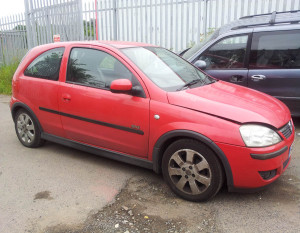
239,125 -> 282,147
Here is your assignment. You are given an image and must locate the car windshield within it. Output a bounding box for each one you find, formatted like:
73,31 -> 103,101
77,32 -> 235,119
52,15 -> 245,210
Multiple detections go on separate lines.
122,47 -> 214,91
182,28 -> 220,59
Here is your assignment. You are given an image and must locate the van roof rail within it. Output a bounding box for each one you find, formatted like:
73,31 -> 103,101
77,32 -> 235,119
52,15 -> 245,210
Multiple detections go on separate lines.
231,11 -> 300,30
239,10 -> 300,20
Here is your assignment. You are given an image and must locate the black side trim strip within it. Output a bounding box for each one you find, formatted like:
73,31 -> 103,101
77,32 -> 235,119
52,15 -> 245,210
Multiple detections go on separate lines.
283,156 -> 290,169
39,107 -> 144,135
250,146 -> 288,160
41,132 -> 152,169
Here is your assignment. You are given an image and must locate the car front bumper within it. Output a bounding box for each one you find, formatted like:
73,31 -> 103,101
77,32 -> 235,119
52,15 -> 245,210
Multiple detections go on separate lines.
216,131 -> 295,189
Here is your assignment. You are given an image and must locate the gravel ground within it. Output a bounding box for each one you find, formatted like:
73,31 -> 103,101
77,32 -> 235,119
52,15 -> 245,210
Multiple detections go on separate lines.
45,150 -> 300,233
1,95 -> 299,233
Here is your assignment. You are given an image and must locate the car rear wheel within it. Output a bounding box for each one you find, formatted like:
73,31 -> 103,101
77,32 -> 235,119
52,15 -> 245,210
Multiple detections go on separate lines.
14,109 -> 44,148
162,139 -> 224,202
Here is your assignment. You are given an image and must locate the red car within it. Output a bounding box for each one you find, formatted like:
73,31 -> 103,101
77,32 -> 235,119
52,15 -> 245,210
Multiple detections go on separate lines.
10,41 -> 295,201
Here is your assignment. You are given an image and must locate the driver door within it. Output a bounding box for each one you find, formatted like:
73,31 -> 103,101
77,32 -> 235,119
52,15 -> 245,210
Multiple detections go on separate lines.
58,46 -> 149,157
194,34 -> 250,87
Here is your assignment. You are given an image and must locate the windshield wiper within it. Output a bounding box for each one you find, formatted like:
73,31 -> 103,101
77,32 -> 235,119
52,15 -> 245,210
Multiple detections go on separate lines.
179,47 -> 190,57
176,79 -> 203,91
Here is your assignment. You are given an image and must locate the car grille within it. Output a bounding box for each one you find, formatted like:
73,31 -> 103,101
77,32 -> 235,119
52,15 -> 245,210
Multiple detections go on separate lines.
279,121 -> 293,139
258,169 -> 277,180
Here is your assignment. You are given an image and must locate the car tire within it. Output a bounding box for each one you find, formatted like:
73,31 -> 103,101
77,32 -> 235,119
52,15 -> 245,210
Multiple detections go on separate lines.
162,139 -> 224,202
14,109 -> 44,148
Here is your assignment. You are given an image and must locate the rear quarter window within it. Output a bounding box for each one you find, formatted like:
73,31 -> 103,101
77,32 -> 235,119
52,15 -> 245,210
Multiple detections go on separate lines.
24,47 -> 65,80
249,30 -> 300,69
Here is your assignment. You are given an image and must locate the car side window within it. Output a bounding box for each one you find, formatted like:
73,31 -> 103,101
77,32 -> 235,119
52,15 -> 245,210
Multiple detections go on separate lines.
249,30 -> 300,69
198,35 -> 248,69
67,48 -> 135,89
24,47 -> 64,80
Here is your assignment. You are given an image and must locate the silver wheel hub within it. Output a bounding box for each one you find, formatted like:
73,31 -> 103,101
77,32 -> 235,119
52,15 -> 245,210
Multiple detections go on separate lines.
17,113 -> 35,144
168,149 -> 211,195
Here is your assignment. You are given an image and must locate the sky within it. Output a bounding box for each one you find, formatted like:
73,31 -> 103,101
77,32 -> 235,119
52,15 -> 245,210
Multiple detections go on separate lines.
0,0 -> 91,19
0,0 -> 25,18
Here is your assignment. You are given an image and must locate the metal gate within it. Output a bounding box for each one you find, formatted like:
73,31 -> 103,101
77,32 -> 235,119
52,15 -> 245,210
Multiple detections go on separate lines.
0,0 -> 300,65
24,0 -> 84,49
0,14 -> 27,66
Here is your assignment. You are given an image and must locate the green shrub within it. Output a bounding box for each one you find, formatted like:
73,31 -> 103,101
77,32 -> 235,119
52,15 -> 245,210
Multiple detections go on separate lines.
0,62 -> 19,95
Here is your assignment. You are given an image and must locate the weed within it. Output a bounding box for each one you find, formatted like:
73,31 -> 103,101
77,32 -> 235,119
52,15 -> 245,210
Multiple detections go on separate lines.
0,61 -> 19,95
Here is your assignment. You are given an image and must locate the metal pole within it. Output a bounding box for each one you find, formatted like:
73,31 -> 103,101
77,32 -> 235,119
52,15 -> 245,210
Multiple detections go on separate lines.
204,0 -> 208,37
0,29 -> 4,66
113,0 -> 118,40
30,0 -> 38,47
24,0 -> 33,49
95,0 -> 99,40
78,0 -> 84,41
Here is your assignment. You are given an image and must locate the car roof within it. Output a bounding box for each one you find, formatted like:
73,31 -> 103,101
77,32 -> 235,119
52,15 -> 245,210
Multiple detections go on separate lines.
98,40 -> 157,48
36,40 -> 157,50
217,10 -> 300,36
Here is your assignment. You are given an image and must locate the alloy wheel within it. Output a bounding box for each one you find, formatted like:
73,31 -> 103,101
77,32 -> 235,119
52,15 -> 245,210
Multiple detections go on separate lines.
168,149 -> 211,195
16,113 -> 35,144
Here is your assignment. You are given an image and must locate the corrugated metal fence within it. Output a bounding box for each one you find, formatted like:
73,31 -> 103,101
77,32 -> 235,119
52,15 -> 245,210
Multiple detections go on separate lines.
0,0 -> 300,66
92,0 -> 300,51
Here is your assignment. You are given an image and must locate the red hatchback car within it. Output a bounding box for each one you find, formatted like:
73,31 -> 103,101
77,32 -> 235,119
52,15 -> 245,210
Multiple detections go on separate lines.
10,41 -> 295,201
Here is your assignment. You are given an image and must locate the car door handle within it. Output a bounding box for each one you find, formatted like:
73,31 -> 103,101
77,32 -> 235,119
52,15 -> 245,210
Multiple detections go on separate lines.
230,75 -> 244,83
62,94 -> 71,102
251,75 -> 266,81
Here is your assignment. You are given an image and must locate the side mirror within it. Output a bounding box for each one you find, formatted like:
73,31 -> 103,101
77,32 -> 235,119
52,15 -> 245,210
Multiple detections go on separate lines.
110,79 -> 132,94
194,60 -> 207,70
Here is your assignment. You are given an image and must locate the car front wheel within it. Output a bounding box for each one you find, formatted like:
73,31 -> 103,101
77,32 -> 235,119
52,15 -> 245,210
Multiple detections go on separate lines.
162,139 -> 224,202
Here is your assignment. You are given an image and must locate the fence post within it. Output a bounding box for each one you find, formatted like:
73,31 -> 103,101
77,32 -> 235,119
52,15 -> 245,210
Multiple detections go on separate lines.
78,0 -> 84,41
113,0 -> 118,40
24,0 -> 33,49
45,7 -> 52,44
204,0 -> 208,37
95,0 -> 99,40
0,35 -> 4,66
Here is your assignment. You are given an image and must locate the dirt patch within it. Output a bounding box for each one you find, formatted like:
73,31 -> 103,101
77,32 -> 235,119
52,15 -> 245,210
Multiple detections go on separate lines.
44,175 -> 220,233
34,191 -> 54,201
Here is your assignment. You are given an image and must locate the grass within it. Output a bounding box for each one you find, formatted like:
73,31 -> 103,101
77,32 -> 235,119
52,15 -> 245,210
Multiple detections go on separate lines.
0,61 -> 19,95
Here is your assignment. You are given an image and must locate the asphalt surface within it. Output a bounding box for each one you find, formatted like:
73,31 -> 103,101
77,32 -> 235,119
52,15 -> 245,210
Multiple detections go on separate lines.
0,94 -> 299,233
0,96 -> 144,232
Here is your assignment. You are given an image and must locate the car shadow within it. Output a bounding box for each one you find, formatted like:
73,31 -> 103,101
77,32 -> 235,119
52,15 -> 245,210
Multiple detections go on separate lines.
42,140 -> 150,176
42,137 -> 299,205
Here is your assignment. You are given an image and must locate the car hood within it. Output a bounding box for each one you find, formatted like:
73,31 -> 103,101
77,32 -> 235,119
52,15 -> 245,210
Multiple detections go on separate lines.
167,81 -> 290,128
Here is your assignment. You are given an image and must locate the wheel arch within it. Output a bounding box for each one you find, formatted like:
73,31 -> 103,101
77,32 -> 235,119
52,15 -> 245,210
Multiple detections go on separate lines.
11,102 -> 43,132
152,130 -> 234,189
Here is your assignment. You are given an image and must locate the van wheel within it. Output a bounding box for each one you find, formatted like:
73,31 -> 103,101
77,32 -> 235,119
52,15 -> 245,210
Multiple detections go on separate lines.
162,139 -> 224,202
14,109 -> 44,148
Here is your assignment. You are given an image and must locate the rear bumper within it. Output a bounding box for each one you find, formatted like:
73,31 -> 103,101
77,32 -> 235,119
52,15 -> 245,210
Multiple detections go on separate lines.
216,132 -> 295,190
